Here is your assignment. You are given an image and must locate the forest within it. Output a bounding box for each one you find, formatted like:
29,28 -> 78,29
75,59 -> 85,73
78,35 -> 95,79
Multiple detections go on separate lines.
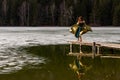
0,0 -> 120,26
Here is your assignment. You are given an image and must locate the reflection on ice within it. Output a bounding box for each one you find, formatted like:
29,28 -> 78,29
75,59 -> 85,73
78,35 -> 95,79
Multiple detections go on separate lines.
0,47 -> 46,74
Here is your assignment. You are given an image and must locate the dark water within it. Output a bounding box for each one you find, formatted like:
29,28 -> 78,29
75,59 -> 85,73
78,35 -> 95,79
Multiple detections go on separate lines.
0,44 -> 120,80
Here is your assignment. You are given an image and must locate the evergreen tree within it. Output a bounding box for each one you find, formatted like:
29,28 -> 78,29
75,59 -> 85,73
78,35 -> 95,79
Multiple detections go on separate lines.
99,0 -> 112,25
90,0 -> 101,26
113,4 -> 120,26
0,0 -> 120,26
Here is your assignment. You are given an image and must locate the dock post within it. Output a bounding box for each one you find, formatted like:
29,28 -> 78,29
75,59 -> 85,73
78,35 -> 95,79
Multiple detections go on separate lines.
97,45 -> 100,54
79,42 -> 82,54
69,42 -> 72,54
92,42 -> 96,59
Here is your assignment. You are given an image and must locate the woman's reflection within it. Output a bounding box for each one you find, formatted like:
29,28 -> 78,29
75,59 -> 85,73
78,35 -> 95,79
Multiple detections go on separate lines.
69,58 -> 91,79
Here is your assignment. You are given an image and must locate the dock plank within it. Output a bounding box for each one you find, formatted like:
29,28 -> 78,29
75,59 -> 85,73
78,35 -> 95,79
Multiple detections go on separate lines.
101,43 -> 120,49
67,53 -> 101,57
68,41 -> 100,46
68,41 -> 120,49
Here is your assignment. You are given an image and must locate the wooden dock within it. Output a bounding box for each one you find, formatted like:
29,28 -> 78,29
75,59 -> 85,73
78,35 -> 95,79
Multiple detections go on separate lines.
67,41 -> 120,59
101,43 -> 120,49
67,53 -> 101,58
68,41 -> 120,49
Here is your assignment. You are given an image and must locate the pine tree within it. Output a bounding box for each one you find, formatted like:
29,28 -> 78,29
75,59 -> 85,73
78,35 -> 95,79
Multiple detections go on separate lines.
113,4 -> 120,26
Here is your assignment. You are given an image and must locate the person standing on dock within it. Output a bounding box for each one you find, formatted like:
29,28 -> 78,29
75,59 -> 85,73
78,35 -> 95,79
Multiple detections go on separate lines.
75,16 -> 85,42
69,16 -> 92,42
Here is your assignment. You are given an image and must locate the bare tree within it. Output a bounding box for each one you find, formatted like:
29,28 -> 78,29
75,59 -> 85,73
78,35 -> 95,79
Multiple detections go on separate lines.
50,2 -> 55,25
2,0 -> 7,25
18,1 -> 29,26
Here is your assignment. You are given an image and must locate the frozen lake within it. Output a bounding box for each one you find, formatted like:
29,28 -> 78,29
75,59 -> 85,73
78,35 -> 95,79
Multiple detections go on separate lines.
0,27 -> 119,74
0,27 -> 119,46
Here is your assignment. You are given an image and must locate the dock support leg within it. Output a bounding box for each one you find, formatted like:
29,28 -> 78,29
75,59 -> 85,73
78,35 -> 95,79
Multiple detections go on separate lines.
79,42 -> 82,54
69,43 -> 72,54
92,42 -> 96,59
97,46 -> 100,54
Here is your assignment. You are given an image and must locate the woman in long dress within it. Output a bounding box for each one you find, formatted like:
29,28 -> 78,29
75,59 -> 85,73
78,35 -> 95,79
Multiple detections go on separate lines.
75,16 -> 85,42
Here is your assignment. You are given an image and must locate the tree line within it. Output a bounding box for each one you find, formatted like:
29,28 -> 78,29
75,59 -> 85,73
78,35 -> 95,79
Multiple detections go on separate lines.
0,0 -> 120,26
